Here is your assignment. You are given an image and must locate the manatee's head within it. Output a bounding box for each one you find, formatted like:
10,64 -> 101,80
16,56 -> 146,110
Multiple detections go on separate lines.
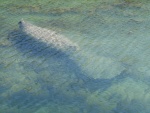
18,19 -> 25,30
18,21 -> 22,25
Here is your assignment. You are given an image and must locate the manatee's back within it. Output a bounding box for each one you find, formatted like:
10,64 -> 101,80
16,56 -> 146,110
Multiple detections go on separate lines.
18,20 -> 79,53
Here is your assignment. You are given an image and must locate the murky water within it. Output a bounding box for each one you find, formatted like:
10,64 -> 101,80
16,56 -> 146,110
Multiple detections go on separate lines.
1,0 -> 150,113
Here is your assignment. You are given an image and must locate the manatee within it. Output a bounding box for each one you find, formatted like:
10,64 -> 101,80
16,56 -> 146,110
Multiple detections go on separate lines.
18,19 -> 79,54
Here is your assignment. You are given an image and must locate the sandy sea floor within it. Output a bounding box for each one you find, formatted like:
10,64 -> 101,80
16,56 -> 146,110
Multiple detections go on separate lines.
1,0 -> 150,113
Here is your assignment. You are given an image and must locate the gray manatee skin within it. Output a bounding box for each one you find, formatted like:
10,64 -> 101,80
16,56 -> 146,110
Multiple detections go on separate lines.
18,19 -> 79,53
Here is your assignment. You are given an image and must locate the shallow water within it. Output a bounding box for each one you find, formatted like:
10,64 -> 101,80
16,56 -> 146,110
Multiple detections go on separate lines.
1,0 -> 150,113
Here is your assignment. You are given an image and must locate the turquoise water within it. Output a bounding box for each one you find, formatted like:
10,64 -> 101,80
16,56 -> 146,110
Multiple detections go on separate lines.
1,0 -> 150,113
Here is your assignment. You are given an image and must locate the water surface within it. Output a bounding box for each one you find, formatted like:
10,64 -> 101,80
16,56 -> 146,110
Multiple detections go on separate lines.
1,0 -> 150,113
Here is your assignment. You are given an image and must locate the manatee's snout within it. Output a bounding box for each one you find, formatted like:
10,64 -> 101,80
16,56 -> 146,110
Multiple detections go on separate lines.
18,19 -> 24,26
18,19 -> 24,29
18,21 -> 22,25
18,21 -> 23,29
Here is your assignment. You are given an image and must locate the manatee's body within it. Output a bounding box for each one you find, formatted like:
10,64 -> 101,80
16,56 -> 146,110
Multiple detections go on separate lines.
17,20 -> 124,80
18,20 -> 79,53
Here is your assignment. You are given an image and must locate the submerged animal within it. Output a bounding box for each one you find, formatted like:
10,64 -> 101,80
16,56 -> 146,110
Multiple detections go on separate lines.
16,19 -> 124,80
18,19 -> 79,53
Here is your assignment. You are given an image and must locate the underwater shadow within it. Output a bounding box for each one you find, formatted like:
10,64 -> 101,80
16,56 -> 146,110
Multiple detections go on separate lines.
8,30 -> 127,93
7,87 -> 86,113
5,30 -> 131,112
